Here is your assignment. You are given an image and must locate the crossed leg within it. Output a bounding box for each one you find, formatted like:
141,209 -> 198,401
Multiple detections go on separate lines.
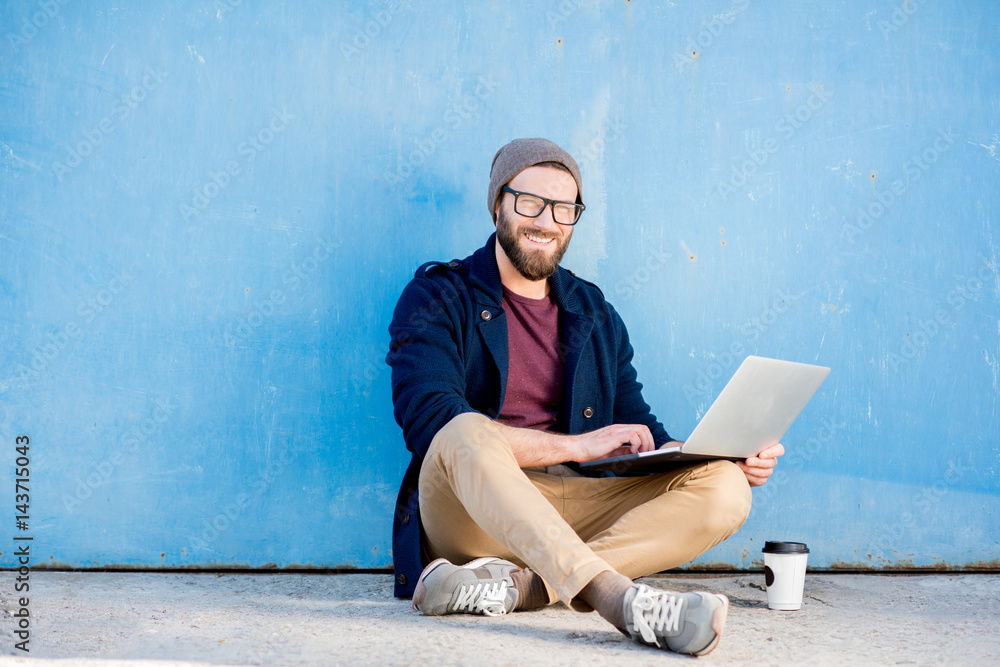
418,412 -> 752,608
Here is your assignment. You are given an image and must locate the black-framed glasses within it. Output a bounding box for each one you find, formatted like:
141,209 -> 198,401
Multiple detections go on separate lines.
501,186 -> 586,226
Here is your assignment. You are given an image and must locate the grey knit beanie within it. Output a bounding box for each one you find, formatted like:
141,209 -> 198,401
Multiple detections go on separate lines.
487,138 -> 583,220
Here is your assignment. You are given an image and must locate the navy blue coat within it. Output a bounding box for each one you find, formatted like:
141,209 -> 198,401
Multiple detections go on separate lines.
386,233 -> 671,597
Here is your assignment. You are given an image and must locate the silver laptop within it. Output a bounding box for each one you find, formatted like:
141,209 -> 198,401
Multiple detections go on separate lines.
579,356 -> 831,474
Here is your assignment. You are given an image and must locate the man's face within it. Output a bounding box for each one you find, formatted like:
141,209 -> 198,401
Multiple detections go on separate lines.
495,165 -> 578,282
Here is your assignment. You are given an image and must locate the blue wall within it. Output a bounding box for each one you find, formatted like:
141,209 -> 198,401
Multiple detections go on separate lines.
2,1 -> 997,571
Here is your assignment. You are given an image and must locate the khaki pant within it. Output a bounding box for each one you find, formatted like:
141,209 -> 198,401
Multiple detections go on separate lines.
418,412 -> 752,607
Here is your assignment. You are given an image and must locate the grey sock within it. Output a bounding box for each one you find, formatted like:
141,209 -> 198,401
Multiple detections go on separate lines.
578,570 -> 633,630
510,568 -> 549,611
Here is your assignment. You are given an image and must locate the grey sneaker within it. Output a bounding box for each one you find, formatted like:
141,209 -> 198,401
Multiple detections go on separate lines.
412,557 -> 519,616
622,583 -> 729,656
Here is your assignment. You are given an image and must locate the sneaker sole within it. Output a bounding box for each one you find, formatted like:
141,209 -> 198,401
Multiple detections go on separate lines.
412,557 -> 501,613
690,594 -> 729,657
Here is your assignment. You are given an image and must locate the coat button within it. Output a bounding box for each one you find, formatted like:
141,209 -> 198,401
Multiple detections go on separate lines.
397,574 -> 407,586
582,407 -> 594,418
402,512 -> 410,525
480,310 -> 492,321
448,260 -> 460,268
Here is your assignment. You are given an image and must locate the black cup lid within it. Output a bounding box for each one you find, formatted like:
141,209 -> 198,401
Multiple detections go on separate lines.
763,541 -> 809,554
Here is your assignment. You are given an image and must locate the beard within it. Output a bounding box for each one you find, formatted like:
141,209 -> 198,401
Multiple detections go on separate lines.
495,207 -> 572,282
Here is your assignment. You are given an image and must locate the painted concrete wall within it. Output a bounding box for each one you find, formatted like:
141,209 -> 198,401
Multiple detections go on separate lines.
1,1 -> 997,572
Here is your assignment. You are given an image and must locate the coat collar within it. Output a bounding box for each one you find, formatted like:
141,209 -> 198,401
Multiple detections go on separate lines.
467,232 -> 596,431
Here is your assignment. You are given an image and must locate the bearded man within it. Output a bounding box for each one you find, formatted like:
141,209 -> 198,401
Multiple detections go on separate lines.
385,138 -> 783,656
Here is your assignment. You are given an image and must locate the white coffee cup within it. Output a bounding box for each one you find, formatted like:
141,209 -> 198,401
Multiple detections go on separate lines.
762,541 -> 809,610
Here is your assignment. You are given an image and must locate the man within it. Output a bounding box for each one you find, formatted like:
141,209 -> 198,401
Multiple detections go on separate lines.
386,138 -> 783,656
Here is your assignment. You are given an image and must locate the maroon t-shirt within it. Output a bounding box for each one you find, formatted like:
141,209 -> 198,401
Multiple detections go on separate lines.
496,285 -> 564,431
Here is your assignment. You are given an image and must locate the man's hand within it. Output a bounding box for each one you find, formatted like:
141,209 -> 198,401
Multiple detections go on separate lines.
492,422 -> 656,468
735,442 -> 785,487
570,423 -> 656,462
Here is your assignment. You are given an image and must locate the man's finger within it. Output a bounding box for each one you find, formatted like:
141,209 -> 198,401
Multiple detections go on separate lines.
743,456 -> 778,470
643,426 -> 655,451
759,443 -> 785,459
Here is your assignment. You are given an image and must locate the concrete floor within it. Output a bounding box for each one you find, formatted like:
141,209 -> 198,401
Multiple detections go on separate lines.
0,571 -> 997,666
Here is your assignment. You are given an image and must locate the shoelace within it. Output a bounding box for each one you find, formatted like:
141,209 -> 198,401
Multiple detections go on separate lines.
450,580 -> 510,616
630,585 -> 685,647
